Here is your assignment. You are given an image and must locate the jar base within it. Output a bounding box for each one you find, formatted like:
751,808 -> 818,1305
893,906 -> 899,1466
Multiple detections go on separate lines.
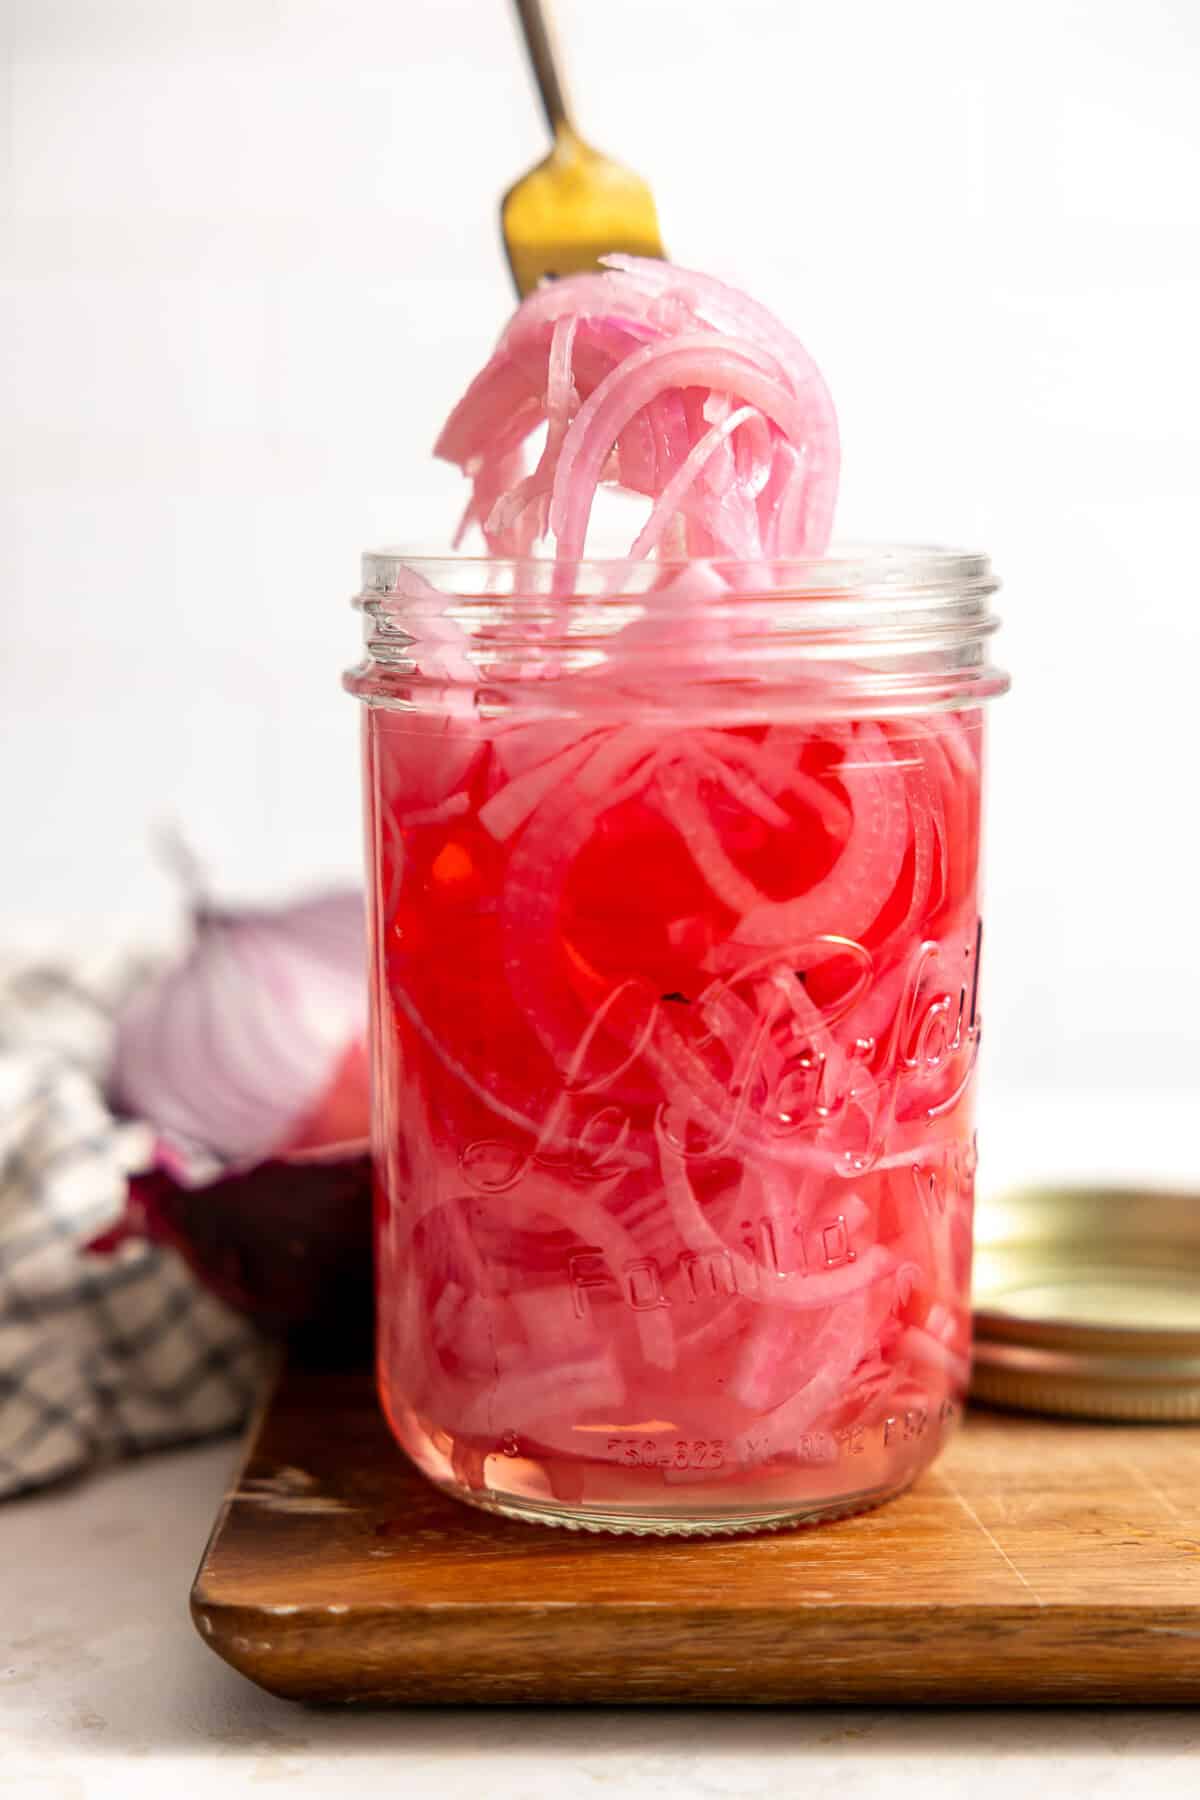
430,1473 -> 917,1538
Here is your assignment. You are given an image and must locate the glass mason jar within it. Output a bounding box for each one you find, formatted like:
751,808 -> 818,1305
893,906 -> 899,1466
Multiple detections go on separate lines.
345,549 -> 1008,1535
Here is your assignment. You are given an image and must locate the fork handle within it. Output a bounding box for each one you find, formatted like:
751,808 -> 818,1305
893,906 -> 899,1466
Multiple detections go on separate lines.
511,0 -> 573,139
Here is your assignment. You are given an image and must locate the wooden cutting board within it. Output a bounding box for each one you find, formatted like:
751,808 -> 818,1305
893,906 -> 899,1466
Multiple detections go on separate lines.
191,1360 -> 1200,1704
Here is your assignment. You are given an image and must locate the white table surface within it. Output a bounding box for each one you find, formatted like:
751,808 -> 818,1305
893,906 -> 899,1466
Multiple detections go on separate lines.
5,1091 -> 1199,1798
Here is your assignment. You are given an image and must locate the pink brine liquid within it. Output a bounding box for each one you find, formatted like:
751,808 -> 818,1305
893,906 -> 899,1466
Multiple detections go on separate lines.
367,701 -> 983,1532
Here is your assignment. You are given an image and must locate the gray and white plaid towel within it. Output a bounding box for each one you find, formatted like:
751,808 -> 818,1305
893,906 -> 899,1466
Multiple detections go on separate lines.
0,952 -> 266,1499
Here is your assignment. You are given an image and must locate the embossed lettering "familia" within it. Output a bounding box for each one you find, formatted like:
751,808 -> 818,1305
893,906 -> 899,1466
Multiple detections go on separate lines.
568,1211 -> 858,1317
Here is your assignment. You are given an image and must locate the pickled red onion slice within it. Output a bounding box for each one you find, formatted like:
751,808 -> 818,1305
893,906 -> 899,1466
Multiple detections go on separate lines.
436,257 -> 838,565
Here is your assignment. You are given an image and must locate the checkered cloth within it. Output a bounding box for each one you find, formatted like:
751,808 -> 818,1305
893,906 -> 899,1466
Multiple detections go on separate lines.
0,952 -> 267,1499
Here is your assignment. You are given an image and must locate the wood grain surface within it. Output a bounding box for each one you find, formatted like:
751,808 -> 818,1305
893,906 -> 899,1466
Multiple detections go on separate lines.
191,1360 -> 1200,1705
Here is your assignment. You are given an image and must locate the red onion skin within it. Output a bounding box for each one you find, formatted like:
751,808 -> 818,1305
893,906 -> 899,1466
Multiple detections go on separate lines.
90,1150 -> 373,1339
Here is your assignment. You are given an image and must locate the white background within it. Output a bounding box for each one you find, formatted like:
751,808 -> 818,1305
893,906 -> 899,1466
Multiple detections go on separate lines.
4,0 -> 1200,1124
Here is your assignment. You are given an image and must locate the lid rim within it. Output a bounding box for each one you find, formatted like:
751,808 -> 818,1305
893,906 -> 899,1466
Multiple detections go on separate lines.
973,1309 -> 1200,1357
969,1369 -> 1200,1424
972,1340 -> 1200,1384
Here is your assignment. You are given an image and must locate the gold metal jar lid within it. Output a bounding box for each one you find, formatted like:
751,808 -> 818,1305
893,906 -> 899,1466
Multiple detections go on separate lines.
970,1186 -> 1200,1421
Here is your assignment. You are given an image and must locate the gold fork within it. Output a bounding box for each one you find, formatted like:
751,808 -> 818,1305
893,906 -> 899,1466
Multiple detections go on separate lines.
502,0 -> 665,298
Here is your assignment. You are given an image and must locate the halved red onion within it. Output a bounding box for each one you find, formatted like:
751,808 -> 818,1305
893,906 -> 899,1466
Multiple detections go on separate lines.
96,888 -> 373,1329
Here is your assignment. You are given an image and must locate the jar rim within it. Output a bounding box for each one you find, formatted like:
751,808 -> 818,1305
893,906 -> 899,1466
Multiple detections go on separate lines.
348,541 -> 1009,715
359,542 -> 998,606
